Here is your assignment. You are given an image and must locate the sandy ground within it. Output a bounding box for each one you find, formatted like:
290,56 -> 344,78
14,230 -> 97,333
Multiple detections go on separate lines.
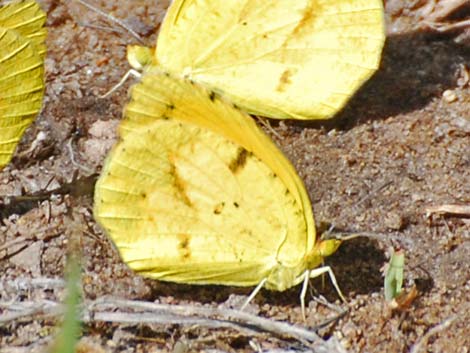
1,1 -> 469,352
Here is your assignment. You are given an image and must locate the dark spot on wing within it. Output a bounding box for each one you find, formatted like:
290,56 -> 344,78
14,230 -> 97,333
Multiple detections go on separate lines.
178,233 -> 191,259
276,69 -> 293,92
148,214 -> 156,223
213,202 -> 225,214
174,174 -> 192,207
229,148 -> 249,173
291,2 -> 316,37
279,2 -> 317,54
209,91 -> 216,101
179,234 -> 189,249
170,155 -> 192,207
233,202 -> 239,208
242,229 -> 254,237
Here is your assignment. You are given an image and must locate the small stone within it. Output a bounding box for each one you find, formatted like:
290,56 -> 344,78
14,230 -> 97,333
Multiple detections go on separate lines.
384,212 -> 404,230
442,89 -> 457,103
9,241 -> 42,276
172,341 -> 189,353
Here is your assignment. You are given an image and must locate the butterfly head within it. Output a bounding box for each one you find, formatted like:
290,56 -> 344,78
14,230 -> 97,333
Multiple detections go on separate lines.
316,237 -> 342,258
127,45 -> 155,70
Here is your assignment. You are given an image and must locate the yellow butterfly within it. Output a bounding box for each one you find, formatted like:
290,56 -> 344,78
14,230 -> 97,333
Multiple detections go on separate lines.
126,0 -> 385,120
0,0 -> 46,168
94,70 -> 344,318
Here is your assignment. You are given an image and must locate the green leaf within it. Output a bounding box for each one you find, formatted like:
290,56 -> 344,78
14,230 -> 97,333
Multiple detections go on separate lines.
384,249 -> 405,302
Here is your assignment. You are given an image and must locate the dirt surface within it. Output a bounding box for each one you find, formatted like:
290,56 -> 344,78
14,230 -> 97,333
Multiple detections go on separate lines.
1,1 -> 469,352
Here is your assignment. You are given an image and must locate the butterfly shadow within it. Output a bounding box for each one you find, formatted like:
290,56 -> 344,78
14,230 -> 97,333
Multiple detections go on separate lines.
282,28 -> 469,132
145,280 -> 256,306
323,237 -> 385,298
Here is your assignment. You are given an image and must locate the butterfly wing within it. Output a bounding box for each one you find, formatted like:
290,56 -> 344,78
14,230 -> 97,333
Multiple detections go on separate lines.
0,0 -> 47,57
94,71 -> 315,289
124,68 -> 316,251
154,0 -> 385,120
0,0 -> 46,168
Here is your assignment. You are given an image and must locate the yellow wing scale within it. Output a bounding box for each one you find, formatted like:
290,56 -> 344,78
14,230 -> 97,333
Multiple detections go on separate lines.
130,0 -> 385,120
0,0 -> 46,168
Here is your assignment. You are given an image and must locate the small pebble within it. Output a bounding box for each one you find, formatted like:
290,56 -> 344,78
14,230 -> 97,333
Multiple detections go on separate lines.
384,212 -> 404,230
442,89 -> 457,103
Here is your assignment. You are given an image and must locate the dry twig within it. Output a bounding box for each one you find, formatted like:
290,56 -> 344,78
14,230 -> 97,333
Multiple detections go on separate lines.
423,18 -> 470,32
87,298 -> 322,343
422,0 -> 469,21
0,277 -> 65,291
0,300 -> 61,325
74,0 -> 144,43
0,297 -> 335,344
425,204 -> 470,218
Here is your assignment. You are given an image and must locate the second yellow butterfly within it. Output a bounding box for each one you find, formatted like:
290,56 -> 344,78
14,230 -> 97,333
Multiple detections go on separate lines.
127,0 -> 385,120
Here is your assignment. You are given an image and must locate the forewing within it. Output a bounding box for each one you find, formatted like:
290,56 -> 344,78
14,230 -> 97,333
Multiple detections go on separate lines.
156,0 -> 385,120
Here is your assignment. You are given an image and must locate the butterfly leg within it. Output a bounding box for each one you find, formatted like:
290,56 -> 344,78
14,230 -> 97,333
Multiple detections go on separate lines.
100,69 -> 142,98
299,266 -> 346,321
240,278 -> 267,311
300,270 -> 310,321
309,266 -> 346,302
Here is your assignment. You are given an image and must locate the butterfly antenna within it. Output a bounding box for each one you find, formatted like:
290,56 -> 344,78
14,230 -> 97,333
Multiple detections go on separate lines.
99,69 -> 141,98
74,0 -> 144,44
322,230 -> 388,242
240,278 -> 267,311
